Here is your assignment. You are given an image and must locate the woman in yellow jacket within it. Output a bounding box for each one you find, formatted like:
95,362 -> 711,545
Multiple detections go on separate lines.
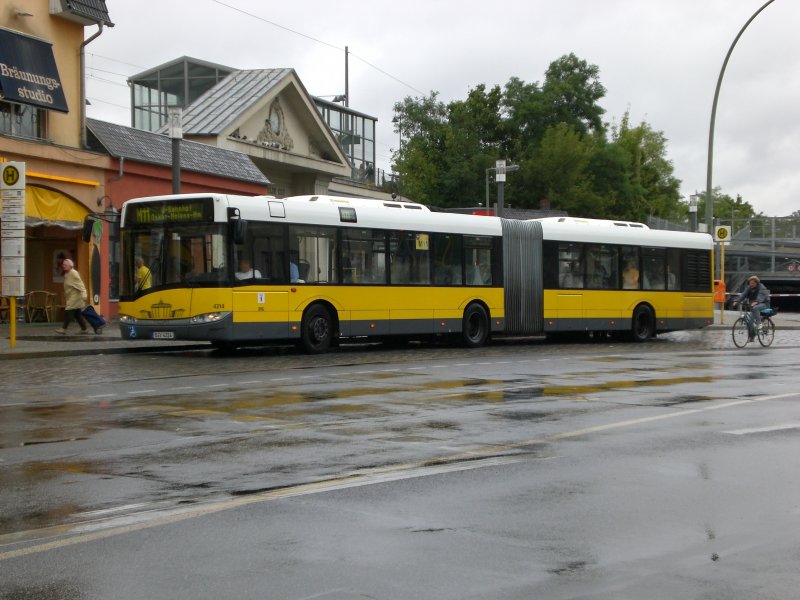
55,258 -> 90,335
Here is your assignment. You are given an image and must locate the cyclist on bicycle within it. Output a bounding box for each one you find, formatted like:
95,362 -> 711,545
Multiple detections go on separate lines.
736,275 -> 770,341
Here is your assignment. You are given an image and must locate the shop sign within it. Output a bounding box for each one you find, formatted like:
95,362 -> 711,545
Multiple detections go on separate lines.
0,28 -> 68,113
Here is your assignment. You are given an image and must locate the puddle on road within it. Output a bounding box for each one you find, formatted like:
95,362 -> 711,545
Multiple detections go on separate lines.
0,460 -> 99,535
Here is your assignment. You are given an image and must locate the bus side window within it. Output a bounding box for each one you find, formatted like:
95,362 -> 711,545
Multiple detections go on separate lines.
621,246 -> 640,289
666,249 -> 680,290
642,247 -> 666,290
558,242 -> 583,289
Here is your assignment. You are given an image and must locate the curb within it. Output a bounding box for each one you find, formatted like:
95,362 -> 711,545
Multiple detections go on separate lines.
0,342 -> 209,360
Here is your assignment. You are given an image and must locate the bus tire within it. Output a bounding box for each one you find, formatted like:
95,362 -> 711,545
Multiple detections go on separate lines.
211,340 -> 238,353
462,303 -> 489,348
629,304 -> 655,342
301,304 -> 333,354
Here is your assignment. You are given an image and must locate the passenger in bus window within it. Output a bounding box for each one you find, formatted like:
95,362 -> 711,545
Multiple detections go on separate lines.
236,258 -> 261,280
667,265 -> 677,289
561,262 -> 583,288
623,261 -> 639,289
135,256 -> 152,291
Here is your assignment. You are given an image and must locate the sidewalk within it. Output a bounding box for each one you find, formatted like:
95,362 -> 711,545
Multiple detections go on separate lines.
707,308 -> 800,330
1,310 -> 798,361
0,319 -> 209,360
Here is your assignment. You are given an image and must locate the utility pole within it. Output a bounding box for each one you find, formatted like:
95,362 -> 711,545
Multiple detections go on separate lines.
494,160 -> 519,218
168,107 -> 182,194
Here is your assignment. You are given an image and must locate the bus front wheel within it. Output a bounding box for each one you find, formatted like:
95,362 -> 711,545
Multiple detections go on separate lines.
629,305 -> 655,343
462,303 -> 489,348
301,304 -> 333,354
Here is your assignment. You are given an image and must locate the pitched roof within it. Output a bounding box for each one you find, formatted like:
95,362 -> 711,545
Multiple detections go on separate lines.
177,69 -> 294,136
86,118 -> 270,185
60,0 -> 114,26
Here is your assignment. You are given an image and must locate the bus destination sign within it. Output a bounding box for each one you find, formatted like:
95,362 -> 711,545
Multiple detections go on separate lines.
127,199 -> 214,226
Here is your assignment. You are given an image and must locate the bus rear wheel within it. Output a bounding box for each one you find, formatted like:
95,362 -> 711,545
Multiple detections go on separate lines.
301,304 -> 333,354
629,305 -> 655,342
462,303 -> 489,348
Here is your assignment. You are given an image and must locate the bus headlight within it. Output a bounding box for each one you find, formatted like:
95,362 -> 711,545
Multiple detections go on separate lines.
190,312 -> 227,324
119,314 -> 136,324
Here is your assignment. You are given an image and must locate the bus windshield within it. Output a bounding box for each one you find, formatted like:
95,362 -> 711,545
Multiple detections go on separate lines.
120,222 -> 229,297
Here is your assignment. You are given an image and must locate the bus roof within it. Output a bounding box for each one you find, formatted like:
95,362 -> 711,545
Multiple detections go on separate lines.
122,193 -> 504,237
537,216 -> 713,249
121,193 -> 713,249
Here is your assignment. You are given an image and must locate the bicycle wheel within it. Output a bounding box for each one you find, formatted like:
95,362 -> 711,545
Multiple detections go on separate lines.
758,317 -> 775,347
732,317 -> 750,348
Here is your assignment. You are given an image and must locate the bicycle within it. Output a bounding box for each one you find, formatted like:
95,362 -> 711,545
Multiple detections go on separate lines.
732,306 -> 778,348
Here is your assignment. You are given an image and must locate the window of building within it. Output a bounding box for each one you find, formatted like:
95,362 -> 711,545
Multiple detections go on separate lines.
0,101 -> 45,140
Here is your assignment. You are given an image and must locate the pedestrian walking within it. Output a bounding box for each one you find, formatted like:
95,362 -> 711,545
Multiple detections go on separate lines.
55,258 -> 91,335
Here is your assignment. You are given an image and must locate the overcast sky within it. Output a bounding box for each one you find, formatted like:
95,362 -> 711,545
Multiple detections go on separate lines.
84,0 -> 800,217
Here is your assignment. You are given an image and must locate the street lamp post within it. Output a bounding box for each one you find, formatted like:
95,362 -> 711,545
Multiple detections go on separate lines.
706,0 -> 776,231
168,107 -> 183,194
392,115 -> 402,153
485,167 -> 495,212
689,194 -> 699,232
494,160 -> 519,218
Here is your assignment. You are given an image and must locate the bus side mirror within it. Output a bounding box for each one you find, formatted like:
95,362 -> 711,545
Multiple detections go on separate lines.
82,216 -> 95,243
231,218 -> 247,245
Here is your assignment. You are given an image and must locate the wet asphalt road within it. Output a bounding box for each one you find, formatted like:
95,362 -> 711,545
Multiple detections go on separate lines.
1,329 -> 800,599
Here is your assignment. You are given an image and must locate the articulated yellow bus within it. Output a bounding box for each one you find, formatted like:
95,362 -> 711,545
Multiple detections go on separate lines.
117,193 -> 713,352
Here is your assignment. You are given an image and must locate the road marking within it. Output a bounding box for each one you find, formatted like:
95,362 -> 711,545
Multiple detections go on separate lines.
87,394 -> 116,399
724,423 -> 800,435
126,389 -> 157,395
3,391 -> 797,562
0,456 -> 528,561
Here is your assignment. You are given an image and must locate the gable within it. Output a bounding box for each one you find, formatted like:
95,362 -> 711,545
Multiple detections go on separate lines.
177,69 -> 350,174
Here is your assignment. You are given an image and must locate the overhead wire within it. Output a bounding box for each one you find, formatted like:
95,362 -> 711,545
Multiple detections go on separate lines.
211,0 -> 426,97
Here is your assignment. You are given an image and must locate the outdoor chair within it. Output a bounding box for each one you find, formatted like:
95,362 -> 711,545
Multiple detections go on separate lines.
0,296 -> 9,323
25,290 -> 56,323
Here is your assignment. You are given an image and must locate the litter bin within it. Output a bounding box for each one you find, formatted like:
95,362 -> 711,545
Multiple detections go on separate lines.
713,279 -> 726,304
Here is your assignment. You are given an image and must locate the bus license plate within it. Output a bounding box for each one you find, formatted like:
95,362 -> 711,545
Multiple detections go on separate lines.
152,331 -> 175,340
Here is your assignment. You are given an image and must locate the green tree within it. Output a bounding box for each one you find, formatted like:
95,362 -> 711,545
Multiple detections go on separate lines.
394,85 -> 505,207
606,112 -> 682,221
693,189 -> 759,222
392,54 -> 689,221
392,93 -> 449,205
541,53 -> 607,137
515,123 -> 606,215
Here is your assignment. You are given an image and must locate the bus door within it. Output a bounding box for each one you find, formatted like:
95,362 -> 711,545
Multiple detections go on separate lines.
232,289 -> 290,337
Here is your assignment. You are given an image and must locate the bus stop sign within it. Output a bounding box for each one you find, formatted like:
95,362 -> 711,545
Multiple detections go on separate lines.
714,225 -> 731,243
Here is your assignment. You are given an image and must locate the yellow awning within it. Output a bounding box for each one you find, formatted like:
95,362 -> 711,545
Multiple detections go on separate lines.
25,185 -> 89,230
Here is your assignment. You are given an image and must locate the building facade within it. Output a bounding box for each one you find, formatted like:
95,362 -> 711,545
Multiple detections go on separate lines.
0,1 -> 269,320
129,56 -> 383,195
